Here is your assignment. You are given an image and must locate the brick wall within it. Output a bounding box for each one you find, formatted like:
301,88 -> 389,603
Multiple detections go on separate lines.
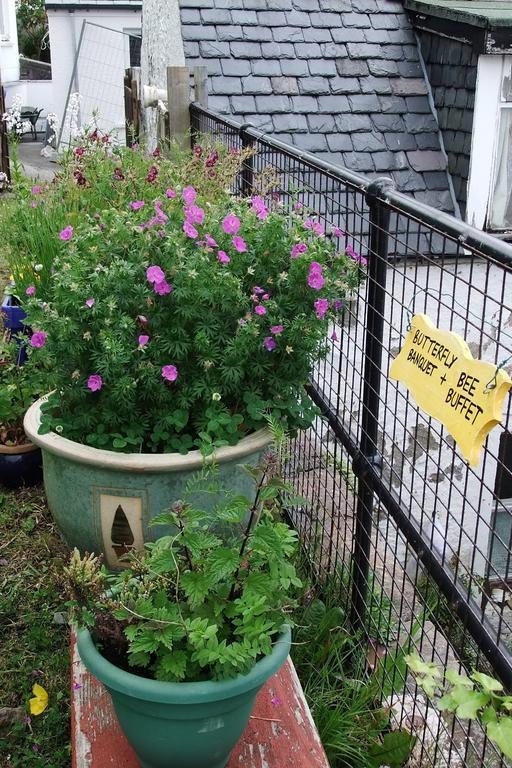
417,31 -> 478,217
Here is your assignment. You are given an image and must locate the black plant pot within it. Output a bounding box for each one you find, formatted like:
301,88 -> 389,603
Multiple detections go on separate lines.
0,443 -> 43,489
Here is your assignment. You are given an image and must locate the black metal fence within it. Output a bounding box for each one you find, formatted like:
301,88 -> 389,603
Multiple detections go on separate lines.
191,102 -> 512,767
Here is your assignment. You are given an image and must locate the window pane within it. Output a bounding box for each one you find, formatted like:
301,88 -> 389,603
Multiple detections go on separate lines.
489,108 -> 512,229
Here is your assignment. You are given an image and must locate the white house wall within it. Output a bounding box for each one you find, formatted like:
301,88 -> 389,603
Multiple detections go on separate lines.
47,8 -> 141,144
0,0 -> 19,83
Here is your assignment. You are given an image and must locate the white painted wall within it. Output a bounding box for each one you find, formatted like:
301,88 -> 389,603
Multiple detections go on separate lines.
47,8 -> 141,144
0,0 -> 20,83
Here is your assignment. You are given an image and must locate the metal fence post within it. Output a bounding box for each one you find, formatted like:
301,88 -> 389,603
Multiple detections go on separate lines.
350,177 -> 394,634
239,123 -> 255,197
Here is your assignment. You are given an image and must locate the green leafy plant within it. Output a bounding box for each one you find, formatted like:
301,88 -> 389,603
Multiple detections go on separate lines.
16,130 -> 364,453
65,449 -> 302,682
0,337 -> 47,446
405,654 -> 512,760
291,593 -> 416,768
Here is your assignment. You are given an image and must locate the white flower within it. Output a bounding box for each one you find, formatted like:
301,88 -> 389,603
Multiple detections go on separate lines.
212,392 -> 221,401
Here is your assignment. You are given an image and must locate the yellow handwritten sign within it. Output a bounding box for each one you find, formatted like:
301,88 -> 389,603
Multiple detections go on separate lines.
389,314 -> 512,466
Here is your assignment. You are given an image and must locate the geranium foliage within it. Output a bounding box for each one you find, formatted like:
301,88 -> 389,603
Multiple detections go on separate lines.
21,132 -> 364,453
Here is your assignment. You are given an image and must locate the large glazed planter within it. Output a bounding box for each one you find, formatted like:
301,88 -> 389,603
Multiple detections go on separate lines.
24,397 -> 271,568
77,625 -> 291,768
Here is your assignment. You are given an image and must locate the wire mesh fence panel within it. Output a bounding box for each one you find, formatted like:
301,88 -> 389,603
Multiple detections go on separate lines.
59,22 -> 141,149
190,102 -> 512,767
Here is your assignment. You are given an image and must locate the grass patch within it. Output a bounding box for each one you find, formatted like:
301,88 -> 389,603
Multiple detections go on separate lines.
0,486 -> 70,767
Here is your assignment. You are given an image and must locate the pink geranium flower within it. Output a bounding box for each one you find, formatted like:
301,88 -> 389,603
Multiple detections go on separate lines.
331,329 -> 338,341
30,331 -> 47,348
129,200 -> 145,210
31,185 -> 41,195
183,220 -> 198,239
184,205 -> 204,225
146,265 -> 165,284
85,298 -> 95,308
222,213 -> 241,235
263,336 -> 276,351
251,195 -> 269,219
271,325 -> 284,334
154,280 -> 172,296
138,334 -> 149,347
217,250 -> 230,264
87,374 -> 103,392
182,186 -> 196,205
291,243 -> 307,259
254,305 -> 266,316
165,188 -> 176,199
308,262 -> 324,290
233,236 -> 247,253
162,364 -> 178,382
59,225 -> 73,241
314,298 -> 329,319
205,234 -> 218,247
25,286 -> 36,296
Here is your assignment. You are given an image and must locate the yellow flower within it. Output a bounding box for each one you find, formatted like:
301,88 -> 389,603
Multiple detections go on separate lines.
285,345 -> 293,354
29,683 -> 48,716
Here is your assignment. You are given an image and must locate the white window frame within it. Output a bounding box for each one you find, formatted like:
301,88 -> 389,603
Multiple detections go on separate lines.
0,0 -> 10,43
467,56 -> 503,230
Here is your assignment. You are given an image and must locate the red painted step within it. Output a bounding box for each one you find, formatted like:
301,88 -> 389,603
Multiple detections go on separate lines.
71,631 -> 330,767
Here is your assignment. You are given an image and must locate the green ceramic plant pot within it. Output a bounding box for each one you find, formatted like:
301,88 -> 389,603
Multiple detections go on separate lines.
77,625 -> 291,768
24,397 -> 271,568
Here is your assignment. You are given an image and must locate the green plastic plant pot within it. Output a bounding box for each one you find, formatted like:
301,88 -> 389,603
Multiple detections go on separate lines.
24,397 -> 271,568
77,625 -> 291,768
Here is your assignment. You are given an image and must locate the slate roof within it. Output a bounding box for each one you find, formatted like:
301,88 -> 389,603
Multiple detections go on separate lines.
180,0 -> 454,212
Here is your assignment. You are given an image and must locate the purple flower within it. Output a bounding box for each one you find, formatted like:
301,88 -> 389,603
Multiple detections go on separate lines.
31,185 -> 41,195
263,336 -> 276,351
205,233 -> 218,247
162,364 -> 178,382
184,205 -> 204,225
304,219 -> 324,236
72,682 -> 81,691
138,334 -> 149,347
25,285 -> 36,296
254,286 -> 264,295
194,145 -> 203,158
222,213 -> 241,235
331,329 -> 338,342
217,250 -> 230,264
233,236 -> 247,253
146,265 -> 165,284
129,200 -> 145,211
291,243 -> 307,259
154,280 -> 172,296
32,744 -> 40,752
238,318 -> 247,326
271,325 -> 284,334
333,299 -> 344,312
87,374 -> 103,392
333,226 -> 344,237
183,220 -> 198,239
293,203 -> 303,211
31,200 -> 38,208
251,195 -> 269,219
314,298 -> 329,320
182,186 -> 196,205
59,225 -> 73,241
30,331 -> 47,348
308,262 -> 324,291
271,696 -> 282,706
166,188 -> 176,199
254,305 -> 266,316
85,298 -> 95,308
